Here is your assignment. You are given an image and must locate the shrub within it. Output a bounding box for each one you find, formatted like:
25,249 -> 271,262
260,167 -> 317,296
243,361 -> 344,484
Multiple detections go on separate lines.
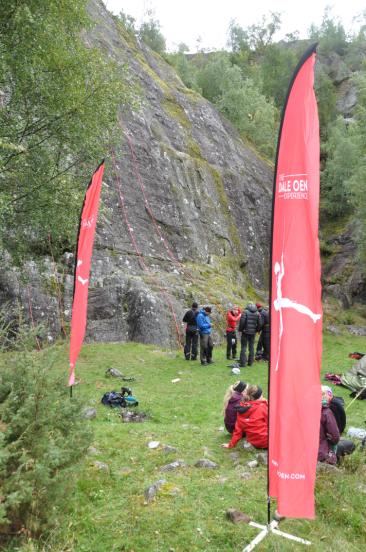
0,304 -> 46,353
0,353 -> 92,539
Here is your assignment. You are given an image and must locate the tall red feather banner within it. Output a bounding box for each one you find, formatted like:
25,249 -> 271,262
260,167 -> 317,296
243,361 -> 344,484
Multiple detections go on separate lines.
69,161 -> 105,386
269,44 -> 322,519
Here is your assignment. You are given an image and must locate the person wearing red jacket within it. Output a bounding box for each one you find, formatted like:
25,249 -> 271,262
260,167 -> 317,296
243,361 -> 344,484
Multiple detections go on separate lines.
226,305 -> 241,360
221,385 -> 268,449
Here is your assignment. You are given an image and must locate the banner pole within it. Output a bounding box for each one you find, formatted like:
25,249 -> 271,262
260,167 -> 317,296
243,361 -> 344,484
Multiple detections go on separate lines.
345,384 -> 366,411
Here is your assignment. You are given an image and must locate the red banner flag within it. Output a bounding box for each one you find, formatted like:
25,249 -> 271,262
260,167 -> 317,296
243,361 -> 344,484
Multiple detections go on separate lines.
69,161 -> 105,386
269,45 -> 322,519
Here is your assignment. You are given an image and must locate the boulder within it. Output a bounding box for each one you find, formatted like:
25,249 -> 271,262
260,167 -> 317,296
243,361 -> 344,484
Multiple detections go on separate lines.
194,459 -> 219,469
226,509 -> 251,524
160,460 -> 187,472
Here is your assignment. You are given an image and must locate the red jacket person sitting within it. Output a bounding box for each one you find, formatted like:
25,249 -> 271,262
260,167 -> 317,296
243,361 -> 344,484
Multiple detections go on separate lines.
221,385 -> 268,449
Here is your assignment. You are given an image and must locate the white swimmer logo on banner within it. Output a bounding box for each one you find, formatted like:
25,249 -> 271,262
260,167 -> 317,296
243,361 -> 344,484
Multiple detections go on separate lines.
273,252 -> 321,371
77,276 -> 88,286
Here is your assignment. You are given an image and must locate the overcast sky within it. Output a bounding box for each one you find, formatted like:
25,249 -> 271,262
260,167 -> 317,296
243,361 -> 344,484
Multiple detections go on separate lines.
103,0 -> 366,52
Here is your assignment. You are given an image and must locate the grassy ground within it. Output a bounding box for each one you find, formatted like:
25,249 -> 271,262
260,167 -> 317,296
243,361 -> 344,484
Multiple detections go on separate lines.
3,333 -> 366,551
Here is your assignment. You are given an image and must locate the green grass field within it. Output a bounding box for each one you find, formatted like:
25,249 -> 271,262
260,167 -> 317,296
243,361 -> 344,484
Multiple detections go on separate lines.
3,333 -> 366,551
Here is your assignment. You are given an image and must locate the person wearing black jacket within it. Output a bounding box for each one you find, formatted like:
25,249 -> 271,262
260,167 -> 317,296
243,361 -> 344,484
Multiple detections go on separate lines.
255,303 -> 264,358
238,303 -> 262,367
183,302 -> 199,360
258,307 -> 270,361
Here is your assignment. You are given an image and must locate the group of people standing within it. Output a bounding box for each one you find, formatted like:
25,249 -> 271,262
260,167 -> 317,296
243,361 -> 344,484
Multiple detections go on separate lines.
182,302 -> 213,365
183,301 -> 270,367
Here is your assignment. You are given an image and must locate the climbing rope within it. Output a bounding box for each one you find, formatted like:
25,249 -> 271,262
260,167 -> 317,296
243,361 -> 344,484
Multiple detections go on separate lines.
120,122 -> 229,329
111,147 -> 183,350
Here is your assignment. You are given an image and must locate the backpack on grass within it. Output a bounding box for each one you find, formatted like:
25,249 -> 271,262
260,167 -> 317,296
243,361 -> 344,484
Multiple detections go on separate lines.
101,387 -> 139,408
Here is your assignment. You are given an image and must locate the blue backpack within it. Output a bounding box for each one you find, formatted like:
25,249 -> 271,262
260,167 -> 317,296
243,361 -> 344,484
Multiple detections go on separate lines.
101,387 -> 139,408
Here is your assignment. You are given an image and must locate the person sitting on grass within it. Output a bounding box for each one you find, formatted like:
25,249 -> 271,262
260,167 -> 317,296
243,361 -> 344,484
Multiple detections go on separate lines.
223,380 -> 247,434
221,385 -> 268,449
319,385 -> 355,464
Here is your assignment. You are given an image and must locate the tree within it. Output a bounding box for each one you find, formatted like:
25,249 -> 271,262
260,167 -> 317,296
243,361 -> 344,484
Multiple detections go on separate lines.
117,9 -> 137,34
0,0 -> 133,261
228,13 -> 282,57
314,66 -> 338,135
0,353 -> 91,537
218,79 -> 277,158
309,7 -> 348,55
320,70 -> 366,264
320,116 -> 358,218
139,18 -> 166,54
260,43 -> 298,108
167,46 -> 201,92
195,53 -> 242,102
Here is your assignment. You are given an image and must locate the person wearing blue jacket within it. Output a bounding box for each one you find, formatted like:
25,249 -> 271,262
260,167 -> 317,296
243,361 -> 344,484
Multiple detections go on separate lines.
196,306 -> 214,365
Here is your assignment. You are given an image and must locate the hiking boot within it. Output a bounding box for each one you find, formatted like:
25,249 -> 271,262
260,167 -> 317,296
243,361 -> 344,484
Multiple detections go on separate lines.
191,357 -> 197,361
201,361 -> 208,366
185,355 -> 190,360
207,360 -> 214,364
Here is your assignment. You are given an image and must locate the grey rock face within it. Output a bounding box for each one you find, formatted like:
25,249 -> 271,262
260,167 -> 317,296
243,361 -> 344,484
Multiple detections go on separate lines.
319,52 -> 351,85
0,1 -> 273,348
346,326 -> 366,336
229,452 -> 240,465
322,223 -> 366,310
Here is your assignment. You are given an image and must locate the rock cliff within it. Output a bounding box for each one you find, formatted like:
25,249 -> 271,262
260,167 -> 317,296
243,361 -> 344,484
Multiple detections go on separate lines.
0,0 -> 272,347
2,2 -> 363,348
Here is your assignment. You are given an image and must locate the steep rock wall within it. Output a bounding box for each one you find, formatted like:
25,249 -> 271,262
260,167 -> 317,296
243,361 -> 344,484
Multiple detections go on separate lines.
1,1 -> 273,346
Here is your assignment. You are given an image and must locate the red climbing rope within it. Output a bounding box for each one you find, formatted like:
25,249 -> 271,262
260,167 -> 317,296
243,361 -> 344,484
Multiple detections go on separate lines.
111,147 -> 183,350
120,122 -> 228,326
